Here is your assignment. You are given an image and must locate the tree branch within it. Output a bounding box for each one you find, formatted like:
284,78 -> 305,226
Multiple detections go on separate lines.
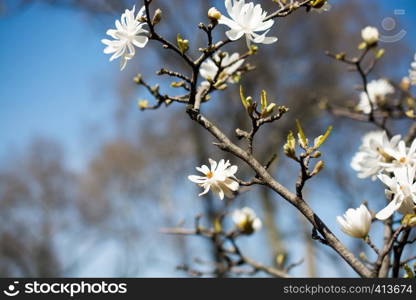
186,108 -> 372,278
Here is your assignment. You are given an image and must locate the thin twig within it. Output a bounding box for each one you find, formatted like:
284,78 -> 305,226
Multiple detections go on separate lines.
365,236 -> 380,256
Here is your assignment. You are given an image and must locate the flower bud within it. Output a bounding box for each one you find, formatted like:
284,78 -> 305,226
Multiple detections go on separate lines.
401,77 -> 411,91
276,254 -> 286,267
232,207 -> 262,235
335,52 -> 346,60
405,110 -> 415,119
311,151 -> 321,158
310,160 -> 324,176
361,26 -> 379,46
336,204 -> 372,239
310,0 -> 327,9
208,7 -> 222,21
138,99 -> 149,110
283,131 -> 296,159
402,214 -> 416,227
239,85 -> 252,110
249,45 -> 258,55
403,264 -> 415,278
177,33 -> 189,54
375,48 -> 385,60
152,9 -> 162,25
261,103 -> 276,118
133,74 -> 142,84
171,81 -> 185,88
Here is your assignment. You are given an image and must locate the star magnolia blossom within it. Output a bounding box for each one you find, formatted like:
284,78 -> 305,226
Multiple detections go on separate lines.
357,79 -> 395,114
336,204 -> 372,239
379,139 -> 416,171
218,0 -> 277,47
102,6 -> 149,71
199,52 -> 245,87
232,207 -> 262,234
188,159 -> 239,200
376,166 -> 416,220
409,54 -> 416,86
361,26 -> 379,45
351,131 -> 401,180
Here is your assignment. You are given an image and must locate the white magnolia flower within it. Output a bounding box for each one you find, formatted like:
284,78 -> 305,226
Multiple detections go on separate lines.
102,6 -> 149,71
361,26 -> 379,45
199,52 -> 245,87
218,0 -> 277,47
376,166 -> 416,220
357,79 -> 395,114
409,53 -> 416,86
336,204 -> 372,239
188,159 -> 239,200
312,2 -> 331,13
232,207 -> 262,234
351,131 -> 401,180
379,139 -> 416,171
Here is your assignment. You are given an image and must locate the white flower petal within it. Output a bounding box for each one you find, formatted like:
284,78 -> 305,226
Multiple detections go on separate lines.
208,158 -> 218,172
198,184 -> 211,197
252,218 -> 262,231
188,175 -> 207,184
376,198 -> 401,220
196,165 -> 210,175
225,28 -> 245,41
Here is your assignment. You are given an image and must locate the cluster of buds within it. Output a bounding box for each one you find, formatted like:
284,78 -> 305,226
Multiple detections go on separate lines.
283,120 -> 332,176
330,26 -> 384,64
239,86 -> 288,120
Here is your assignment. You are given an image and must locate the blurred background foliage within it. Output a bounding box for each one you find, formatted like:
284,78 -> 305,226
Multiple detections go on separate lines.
0,0 -> 415,277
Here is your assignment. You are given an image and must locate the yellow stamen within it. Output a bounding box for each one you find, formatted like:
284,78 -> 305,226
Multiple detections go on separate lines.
206,171 -> 214,179
399,157 -> 407,164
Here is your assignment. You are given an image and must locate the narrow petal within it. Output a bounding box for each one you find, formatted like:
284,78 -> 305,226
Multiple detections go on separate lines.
208,158 -> 217,172
132,35 -> 149,48
196,165 -> 210,175
376,198 -> 402,220
188,175 -> 207,184
225,28 -> 245,41
198,184 -> 211,197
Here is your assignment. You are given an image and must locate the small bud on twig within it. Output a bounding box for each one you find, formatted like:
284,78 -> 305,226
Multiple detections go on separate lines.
208,7 -> 222,21
138,99 -> 149,110
133,74 -> 142,84
177,33 -> 189,54
152,9 -> 162,25
310,160 -> 324,176
283,131 -> 297,160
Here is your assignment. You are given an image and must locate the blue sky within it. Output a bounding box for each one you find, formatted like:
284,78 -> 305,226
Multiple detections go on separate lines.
0,0 -> 415,170
0,2 -> 117,169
